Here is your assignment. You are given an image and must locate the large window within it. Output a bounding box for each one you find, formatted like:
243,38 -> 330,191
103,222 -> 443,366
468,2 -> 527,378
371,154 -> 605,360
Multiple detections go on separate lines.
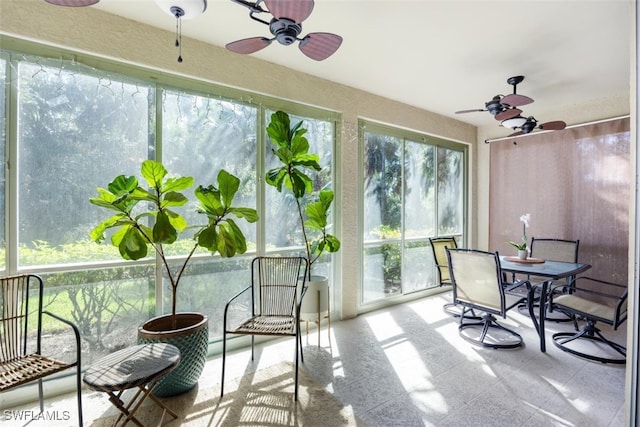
1,47 -> 337,365
361,123 -> 465,305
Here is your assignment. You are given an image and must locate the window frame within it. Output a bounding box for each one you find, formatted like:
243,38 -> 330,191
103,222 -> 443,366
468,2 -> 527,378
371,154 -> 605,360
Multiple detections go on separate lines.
358,119 -> 468,311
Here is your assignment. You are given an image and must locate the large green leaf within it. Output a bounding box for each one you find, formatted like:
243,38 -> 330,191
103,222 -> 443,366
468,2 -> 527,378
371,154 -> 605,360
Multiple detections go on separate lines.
162,176 -> 194,193
141,160 -> 168,188
226,218 -> 248,254
89,213 -> 128,243
217,169 -> 240,207
118,226 -> 149,260
229,207 -> 259,223
216,224 -> 237,257
195,185 -> 224,216
197,224 -> 218,251
162,191 -> 189,208
153,210 -> 178,244
107,175 -> 138,194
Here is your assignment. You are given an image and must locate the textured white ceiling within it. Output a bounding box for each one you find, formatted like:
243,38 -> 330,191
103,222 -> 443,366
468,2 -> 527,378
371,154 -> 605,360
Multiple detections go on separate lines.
93,0 -> 631,136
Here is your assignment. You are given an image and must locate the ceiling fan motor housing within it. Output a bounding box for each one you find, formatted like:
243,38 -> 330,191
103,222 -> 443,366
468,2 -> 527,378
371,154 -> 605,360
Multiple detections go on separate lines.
521,119 -> 537,134
270,18 -> 302,45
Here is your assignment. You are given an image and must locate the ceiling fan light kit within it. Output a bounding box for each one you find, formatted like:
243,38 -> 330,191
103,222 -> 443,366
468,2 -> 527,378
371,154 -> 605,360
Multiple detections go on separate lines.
44,0 -> 99,6
155,0 -> 208,20
153,0 -> 208,63
501,116 -> 527,130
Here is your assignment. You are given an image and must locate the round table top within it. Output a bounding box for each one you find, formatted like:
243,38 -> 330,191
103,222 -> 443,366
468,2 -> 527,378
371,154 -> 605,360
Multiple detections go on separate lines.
83,343 -> 180,392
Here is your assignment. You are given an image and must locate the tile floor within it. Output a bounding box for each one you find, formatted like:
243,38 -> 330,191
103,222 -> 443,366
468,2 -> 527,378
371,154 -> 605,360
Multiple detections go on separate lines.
4,293 -> 628,426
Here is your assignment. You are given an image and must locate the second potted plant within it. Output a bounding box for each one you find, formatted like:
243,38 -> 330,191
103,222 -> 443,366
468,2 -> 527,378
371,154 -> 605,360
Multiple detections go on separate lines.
90,160 -> 258,396
265,110 -> 340,328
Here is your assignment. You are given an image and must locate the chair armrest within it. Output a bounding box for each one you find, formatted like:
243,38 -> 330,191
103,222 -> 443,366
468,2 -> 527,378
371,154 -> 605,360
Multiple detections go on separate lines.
296,285 -> 309,318
223,285 -> 252,321
42,311 -> 81,361
550,276 -> 626,299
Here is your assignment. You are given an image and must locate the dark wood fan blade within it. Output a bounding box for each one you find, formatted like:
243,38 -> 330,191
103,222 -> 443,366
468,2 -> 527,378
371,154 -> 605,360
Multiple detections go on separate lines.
226,37 -> 271,54
501,94 -> 534,107
455,109 -> 486,114
299,32 -> 342,61
495,108 -> 522,121
539,120 -> 566,131
508,130 -> 524,137
265,0 -> 314,22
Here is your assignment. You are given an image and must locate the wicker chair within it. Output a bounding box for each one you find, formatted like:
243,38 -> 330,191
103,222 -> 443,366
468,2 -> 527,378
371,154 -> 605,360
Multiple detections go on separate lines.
0,274 -> 83,426
550,276 -> 627,364
221,256 -> 309,400
446,249 -> 530,349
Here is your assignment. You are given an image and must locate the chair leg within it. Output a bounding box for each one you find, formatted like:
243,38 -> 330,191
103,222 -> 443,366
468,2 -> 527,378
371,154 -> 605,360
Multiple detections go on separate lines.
38,378 -> 44,414
76,363 -> 83,427
251,335 -> 255,360
552,321 -> 626,364
221,331 -> 227,397
294,330 -> 300,401
298,327 -> 305,363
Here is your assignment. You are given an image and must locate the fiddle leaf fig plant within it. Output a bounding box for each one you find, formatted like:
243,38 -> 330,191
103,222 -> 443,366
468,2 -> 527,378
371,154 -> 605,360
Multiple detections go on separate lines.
90,160 -> 259,329
266,110 -> 340,279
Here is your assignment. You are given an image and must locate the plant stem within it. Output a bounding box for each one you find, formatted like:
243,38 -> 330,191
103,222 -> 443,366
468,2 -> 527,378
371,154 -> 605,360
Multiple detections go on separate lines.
295,196 -> 312,280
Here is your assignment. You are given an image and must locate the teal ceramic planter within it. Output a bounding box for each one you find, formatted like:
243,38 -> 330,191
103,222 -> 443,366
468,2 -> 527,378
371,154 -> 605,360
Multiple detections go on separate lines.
138,312 -> 208,397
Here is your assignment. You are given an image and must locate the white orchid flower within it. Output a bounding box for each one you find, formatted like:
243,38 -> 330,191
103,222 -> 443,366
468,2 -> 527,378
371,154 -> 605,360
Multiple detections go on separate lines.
520,213 -> 530,228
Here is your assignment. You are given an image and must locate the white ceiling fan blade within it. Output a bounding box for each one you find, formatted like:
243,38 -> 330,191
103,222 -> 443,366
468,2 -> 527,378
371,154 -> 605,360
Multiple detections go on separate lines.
299,32 -> 343,61
226,37 -> 272,55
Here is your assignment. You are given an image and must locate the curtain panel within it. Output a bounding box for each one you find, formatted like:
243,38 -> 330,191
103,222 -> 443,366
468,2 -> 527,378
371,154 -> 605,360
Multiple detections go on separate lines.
489,117 -> 630,285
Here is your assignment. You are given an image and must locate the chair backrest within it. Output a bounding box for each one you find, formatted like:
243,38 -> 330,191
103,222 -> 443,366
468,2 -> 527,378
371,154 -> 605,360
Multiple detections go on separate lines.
1,274 -> 43,362
615,289 -> 628,328
429,237 -> 457,285
446,248 -> 505,314
530,237 -> 579,262
253,256 -> 308,317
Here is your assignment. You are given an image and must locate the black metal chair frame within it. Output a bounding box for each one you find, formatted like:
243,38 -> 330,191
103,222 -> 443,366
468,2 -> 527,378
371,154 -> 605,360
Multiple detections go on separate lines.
447,248 -> 530,349
521,237 -> 580,322
0,274 -> 83,426
221,256 -> 309,401
549,276 -> 627,364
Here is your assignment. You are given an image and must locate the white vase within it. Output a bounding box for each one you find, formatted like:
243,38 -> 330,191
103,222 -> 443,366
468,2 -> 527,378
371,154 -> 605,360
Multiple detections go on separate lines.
517,249 -> 528,260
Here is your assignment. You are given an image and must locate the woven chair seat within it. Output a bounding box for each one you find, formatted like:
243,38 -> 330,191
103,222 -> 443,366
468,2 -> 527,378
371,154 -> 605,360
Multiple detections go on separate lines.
233,315 -> 296,336
0,354 -> 71,391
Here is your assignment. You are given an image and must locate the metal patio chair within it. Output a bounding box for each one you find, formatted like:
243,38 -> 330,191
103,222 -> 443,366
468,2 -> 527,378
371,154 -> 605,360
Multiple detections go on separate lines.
221,256 -> 309,401
550,276 -> 627,364
447,249 -> 530,349
524,237 -> 580,321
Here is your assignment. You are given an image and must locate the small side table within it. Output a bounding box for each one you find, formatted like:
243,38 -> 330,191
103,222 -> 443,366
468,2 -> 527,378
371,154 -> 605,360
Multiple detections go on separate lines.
83,343 -> 180,426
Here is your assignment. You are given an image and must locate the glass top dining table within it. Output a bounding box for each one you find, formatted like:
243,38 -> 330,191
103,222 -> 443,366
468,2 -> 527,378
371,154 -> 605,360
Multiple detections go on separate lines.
499,256 -> 592,352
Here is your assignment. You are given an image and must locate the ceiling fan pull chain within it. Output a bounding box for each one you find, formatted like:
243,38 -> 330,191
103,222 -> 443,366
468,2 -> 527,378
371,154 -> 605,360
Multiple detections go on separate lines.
170,5 -> 185,63
175,14 -> 183,62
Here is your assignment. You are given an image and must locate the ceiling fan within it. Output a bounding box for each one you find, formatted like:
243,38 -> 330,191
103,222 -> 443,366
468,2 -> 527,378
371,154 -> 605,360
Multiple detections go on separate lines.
502,115 -> 567,137
226,0 -> 343,61
455,75 -> 534,121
